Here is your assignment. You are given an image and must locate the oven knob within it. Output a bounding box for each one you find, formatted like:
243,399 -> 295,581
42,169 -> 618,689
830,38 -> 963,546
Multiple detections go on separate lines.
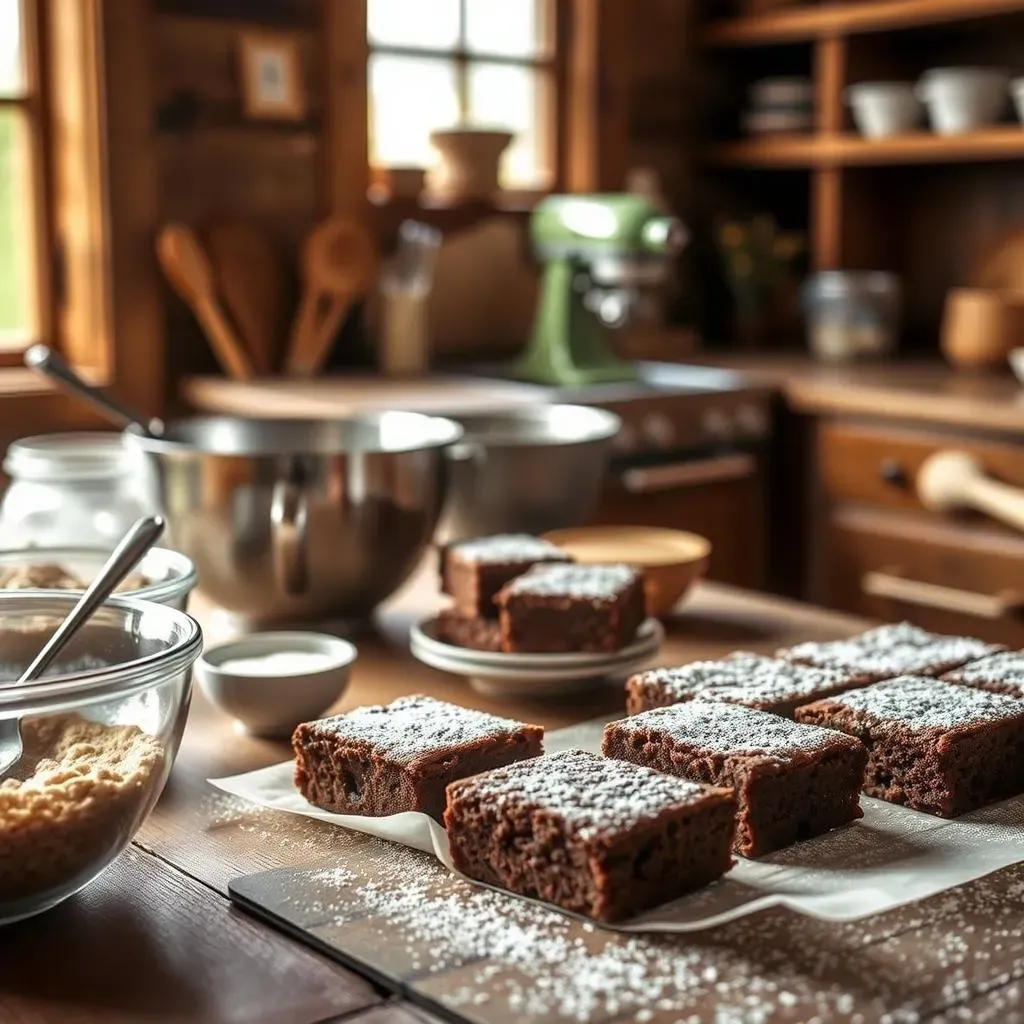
736,403 -> 768,438
613,421 -> 639,454
701,408 -> 734,441
642,412 -> 675,449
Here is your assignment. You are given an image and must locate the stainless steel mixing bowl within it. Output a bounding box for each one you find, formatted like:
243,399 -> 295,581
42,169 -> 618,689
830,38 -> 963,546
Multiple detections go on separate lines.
437,404 -> 620,543
127,412 -> 462,623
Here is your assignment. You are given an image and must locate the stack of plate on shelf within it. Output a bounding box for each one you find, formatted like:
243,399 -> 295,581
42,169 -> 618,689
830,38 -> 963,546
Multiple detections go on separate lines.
410,616 -> 664,698
743,77 -> 814,135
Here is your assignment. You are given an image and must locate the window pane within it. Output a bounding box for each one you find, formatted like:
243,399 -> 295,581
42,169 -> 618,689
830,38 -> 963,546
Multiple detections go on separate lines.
369,55 -> 459,168
465,0 -> 550,58
0,0 -> 24,96
468,64 -> 551,188
0,109 -> 34,340
368,0 -> 460,51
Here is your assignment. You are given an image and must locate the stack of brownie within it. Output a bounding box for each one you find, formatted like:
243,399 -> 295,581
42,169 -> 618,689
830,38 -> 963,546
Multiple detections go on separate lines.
437,533 -> 646,655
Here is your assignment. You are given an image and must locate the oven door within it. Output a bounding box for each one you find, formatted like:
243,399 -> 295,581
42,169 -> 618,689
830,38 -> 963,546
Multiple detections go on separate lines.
590,449 -> 768,589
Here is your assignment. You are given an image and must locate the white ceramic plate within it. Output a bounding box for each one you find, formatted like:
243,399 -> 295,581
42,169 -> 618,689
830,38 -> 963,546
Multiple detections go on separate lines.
411,616 -> 663,670
409,616 -> 664,697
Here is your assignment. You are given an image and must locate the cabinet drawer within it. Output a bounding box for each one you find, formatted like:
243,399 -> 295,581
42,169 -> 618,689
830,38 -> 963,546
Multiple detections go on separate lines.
821,506 -> 1024,646
818,421 -> 1024,518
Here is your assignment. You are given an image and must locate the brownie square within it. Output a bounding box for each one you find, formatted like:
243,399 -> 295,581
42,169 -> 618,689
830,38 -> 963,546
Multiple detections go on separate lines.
440,534 -> 571,619
444,749 -> 736,922
603,703 -> 867,857
496,563 -> 646,654
795,676 -> 1024,817
942,651 -> 1024,700
435,609 -> 504,653
626,652 -> 871,718
293,695 -> 543,822
779,622 -> 1004,682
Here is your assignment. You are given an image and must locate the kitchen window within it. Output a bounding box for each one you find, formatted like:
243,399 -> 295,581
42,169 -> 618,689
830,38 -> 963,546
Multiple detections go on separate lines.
367,0 -> 559,193
0,0 -> 47,356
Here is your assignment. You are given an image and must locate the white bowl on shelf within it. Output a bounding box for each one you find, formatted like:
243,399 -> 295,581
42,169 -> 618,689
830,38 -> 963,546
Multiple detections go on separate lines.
1008,348 -> 1024,384
916,67 -> 1009,135
1011,79 -> 1024,125
845,82 -> 922,139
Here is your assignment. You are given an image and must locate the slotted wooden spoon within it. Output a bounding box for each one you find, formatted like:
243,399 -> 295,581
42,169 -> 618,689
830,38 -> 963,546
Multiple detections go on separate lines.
285,218 -> 377,376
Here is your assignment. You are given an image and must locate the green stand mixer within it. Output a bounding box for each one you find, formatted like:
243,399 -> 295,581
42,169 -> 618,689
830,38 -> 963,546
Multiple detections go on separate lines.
516,193 -> 687,386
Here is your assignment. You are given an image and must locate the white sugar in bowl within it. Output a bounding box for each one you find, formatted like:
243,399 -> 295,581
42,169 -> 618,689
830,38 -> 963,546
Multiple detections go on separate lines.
196,632 -> 357,737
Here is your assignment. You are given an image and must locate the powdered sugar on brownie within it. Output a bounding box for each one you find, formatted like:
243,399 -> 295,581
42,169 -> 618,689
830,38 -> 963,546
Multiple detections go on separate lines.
819,675 -> 1024,730
501,563 -> 638,601
450,534 -> 568,565
780,622 -> 1002,679
307,696 -> 534,765
944,651 -> 1024,698
456,749 -> 713,840
633,653 -> 858,707
614,701 -> 852,760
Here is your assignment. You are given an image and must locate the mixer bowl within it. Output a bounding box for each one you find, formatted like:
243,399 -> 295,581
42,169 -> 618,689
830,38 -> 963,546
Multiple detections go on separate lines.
437,404 -> 620,543
128,411 -> 462,624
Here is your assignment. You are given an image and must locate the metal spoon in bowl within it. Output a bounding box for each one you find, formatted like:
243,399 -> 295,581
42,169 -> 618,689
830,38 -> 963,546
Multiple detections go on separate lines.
0,515 -> 166,779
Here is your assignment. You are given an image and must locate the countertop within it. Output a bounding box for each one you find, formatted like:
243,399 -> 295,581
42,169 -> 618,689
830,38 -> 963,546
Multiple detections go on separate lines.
692,354 -> 1024,435
182,356 -> 1024,435
5,572 -> 1023,1023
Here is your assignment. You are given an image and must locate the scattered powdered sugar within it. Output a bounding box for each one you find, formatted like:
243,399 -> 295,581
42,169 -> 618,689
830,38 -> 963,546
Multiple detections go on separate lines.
303,695 -> 536,765
780,622 -> 1003,680
611,701 -> 854,760
821,676 -> 1024,730
632,652 -> 861,708
502,562 -> 638,601
450,534 -> 568,565
944,651 -> 1024,699
451,749 -> 715,841
277,837 -> 1024,1022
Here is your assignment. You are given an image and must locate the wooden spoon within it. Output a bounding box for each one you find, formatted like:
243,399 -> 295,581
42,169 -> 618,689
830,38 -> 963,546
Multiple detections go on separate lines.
285,218 -> 377,377
156,222 -> 255,380
917,449 -> 1024,532
202,218 -> 287,376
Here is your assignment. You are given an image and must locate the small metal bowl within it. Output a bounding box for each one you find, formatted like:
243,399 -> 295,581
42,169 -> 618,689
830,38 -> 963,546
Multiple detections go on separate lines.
0,546 -> 198,612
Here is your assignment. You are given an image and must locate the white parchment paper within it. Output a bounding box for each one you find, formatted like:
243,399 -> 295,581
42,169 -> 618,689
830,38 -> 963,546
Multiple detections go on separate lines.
209,717 -> 1024,933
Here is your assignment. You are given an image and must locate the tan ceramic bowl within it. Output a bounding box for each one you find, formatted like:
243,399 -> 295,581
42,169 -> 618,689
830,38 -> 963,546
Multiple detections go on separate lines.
542,526 -> 711,618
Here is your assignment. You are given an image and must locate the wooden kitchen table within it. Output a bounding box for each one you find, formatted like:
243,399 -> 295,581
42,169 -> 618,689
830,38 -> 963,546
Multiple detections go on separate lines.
3,576 -> 1024,1024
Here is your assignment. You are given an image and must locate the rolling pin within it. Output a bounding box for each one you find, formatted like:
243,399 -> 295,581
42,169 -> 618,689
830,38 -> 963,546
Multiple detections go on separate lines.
916,449 -> 1024,533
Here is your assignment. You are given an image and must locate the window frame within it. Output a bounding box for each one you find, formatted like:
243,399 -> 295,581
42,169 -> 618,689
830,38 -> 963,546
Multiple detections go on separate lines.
366,0 -> 567,204
0,0 -> 53,365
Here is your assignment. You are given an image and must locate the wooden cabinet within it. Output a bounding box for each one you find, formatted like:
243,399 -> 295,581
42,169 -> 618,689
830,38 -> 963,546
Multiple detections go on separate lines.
814,416 -> 1024,644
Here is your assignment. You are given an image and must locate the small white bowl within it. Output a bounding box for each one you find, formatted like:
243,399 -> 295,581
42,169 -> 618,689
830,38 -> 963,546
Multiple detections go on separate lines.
845,82 -> 921,139
916,67 -> 1009,135
196,632 -> 357,738
1011,79 -> 1024,124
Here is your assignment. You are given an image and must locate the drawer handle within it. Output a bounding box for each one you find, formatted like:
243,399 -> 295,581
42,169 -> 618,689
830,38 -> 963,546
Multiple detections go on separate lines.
862,570 -> 1021,621
621,454 -> 756,494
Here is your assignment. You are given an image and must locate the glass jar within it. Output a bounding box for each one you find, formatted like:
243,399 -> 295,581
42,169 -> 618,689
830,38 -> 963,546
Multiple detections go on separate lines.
803,271 -> 901,363
0,433 -> 162,549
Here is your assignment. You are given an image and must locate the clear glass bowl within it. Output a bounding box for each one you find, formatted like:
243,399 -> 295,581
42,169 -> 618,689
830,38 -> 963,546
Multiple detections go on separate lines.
0,547 -> 197,612
0,593 -> 202,925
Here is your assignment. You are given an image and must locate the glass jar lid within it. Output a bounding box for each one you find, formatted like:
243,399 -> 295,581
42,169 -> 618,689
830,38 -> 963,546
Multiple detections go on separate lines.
3,432 -> 139,482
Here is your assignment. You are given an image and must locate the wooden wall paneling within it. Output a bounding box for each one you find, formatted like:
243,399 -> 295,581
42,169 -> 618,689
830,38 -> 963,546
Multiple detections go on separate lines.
323,0 -> 368,217
565,0 -> 602,191
155,14 -> 322,130
100,0 -> 165,416
810,36 -> 845,269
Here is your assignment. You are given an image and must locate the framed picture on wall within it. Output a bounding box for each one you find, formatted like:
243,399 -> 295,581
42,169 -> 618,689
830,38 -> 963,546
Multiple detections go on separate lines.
238,31 -> 307,121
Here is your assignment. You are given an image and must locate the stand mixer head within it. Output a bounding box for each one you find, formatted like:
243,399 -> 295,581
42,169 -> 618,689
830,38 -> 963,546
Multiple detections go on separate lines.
516,193 -> 687,386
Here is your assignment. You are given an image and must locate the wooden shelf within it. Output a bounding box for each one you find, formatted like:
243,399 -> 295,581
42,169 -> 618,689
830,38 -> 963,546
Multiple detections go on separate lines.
702,0 -> 1024,47
709,128 -> 1024,168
